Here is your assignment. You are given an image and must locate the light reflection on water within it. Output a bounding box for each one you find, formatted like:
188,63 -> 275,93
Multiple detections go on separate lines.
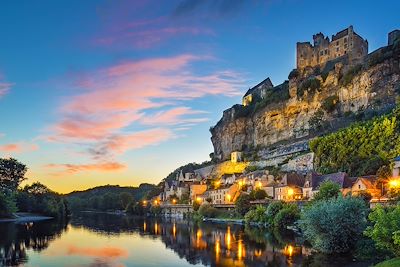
0,213 -> 371,267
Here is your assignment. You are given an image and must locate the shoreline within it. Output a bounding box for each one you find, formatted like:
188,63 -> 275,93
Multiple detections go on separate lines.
0,213 -> 53,223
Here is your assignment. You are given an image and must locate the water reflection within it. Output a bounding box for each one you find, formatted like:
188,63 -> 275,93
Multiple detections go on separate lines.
0,213 -> 371,267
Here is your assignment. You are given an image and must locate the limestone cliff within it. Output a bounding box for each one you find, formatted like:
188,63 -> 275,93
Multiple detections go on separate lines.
211,44 -> 400,161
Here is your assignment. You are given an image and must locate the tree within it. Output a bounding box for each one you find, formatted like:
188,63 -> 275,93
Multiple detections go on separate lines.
249,189 -> 268,200
300,197 -> 368,254
244,205 -> 267,224
0,158 -> 27,192
265,201 -> 285,226
24,182 -> 51,195
365,204 -> 400,256
313,180 -> 341,201
119,192 -> 133,210
235,194 -> 252,216
273,204 -> 300,229
198,203 -> 220,218
0,191 -> 17,218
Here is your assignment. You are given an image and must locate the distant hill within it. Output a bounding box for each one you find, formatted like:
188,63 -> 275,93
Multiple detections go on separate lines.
65,184 -> 159,212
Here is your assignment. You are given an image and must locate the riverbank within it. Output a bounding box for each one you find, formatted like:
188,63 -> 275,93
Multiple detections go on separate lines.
0,212 -> 53,223
202,217 -> 245,225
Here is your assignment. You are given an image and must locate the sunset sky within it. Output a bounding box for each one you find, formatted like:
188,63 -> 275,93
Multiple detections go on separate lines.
0,0 -> 399,193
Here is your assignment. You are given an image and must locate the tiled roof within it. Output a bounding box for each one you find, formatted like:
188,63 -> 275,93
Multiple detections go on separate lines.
244,77 -> 273,97
308,172 -> 350,191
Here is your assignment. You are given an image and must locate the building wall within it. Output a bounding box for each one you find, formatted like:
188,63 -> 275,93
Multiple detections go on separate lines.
190,184 -> 207,202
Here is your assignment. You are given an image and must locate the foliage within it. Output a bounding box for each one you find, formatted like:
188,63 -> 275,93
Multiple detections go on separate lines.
244,205 -> 267,224
265,201 -> 285,226
0,158 -> 27,192
235,194 -> 252,216
126,202 -> 146,216
298,78 -> 321,98
340,64 -> 363,86
310,105 -> 400,176
67,184 -> 156,212
18,182 -> 68,218
0,191 -> 17,218
253,81 -> 290,113
309,109 -> 326,131
198,203 -> 220,218
192,201 -> 200,211
149,205 -> 162,216
313,180 -> 341,202
374,258 -> 400,267
249,189 -> 268,200
377,165 -> 392,180
300,196 -> 368,254
288,69 -> 299,80
365,204 -> 400,256
357,190 -> 373,203
273,204 -> 300,229
321,95 -> 339,113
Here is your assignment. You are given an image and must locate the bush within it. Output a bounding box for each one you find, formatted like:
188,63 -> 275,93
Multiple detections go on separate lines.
273,204 -> 300,229
235,194 -> 252,216
321,95 -> 339,113
192,201 -> 200,211
298,78 -> 321,98
365,204 -> 400,256
198,203 -> 220,218
309,109 -> 326,131
300,196 -> 368,254
244,205 -> 268,224
265,201 -> 285,226
249,189 -> 268,200
310,105 -> 400,176
0,192 -> 17,218
340,64 -> 363,86
313,180 -> 341,202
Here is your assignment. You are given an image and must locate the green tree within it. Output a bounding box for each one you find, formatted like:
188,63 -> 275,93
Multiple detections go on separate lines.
249,189 -> 268,200
273,204 -> 300,229
300,197 -> 368,254
244,205 -> 267,224
198,203 -> 219,218
0,191 -> 17,218
119,192 -> 133,210
265,201 -> 285,226
365,204 -> 400,256
235,194 -> 252,216
0,158 -> 27,192
313,180 -> 341,201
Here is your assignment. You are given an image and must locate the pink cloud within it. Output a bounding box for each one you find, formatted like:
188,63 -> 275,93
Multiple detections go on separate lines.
0,142 -> 39,154
48,54 -> 243,159
0,82 -> 12,99
45,162 -> 126,176
140,107 -> 208,126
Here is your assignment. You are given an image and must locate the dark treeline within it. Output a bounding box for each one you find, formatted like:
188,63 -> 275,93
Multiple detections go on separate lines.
0,158 -> 68,219
66,184 -> 157,212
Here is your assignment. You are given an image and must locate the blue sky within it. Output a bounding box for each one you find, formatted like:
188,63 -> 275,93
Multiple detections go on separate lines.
0,0 -> 398,193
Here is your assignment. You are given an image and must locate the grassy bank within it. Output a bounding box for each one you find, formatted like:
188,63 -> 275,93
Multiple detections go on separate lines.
375,258 -> 400,267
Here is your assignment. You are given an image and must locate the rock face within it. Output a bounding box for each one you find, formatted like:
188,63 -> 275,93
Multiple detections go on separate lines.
211,46 -> 400,161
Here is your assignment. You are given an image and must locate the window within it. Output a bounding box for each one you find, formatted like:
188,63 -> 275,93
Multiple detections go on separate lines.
344,44 -> 348,49
336,47 -> 339,52
320,51 -> 324,56
336,41 -> 339,46
344,37 -> 348,43
358,184 -> 361,189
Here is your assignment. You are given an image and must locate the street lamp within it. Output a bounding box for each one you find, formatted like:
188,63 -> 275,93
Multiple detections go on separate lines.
172,199 -> 177,204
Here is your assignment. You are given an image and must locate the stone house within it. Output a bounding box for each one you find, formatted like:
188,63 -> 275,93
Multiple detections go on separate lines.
206,184 -> 239,204
351,176 -> 381,198
242,77 -> 274,106
190,184 -> 207,203
296,25 -> 368,70
231,151 -> 243,163
303,172 -> 353,199
275,173 -> 305,201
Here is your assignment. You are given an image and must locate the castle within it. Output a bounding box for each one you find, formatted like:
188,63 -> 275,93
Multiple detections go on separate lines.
296,25 -> 368,70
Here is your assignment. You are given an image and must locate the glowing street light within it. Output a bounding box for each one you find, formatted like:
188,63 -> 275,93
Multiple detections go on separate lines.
154,200 -> 158,205
172,199 -> 177,204
257,181 -> 262,189
287,188 -> 294,198
143,200 -> 147,206
389,179 -> 400,188
226,194 -> 231,203
196,197 -> 202,203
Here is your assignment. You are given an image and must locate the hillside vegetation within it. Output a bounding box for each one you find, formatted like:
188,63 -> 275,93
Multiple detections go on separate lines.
310,105 -> 400,176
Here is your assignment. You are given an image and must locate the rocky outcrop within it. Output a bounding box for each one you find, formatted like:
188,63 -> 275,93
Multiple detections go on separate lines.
211,46 -> 400,161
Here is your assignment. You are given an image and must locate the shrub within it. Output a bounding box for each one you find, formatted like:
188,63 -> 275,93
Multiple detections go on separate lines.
273,204 -> 300,229
340,64 -> 362,86
235,194 -> 252,216
249,189 -> 268,200
288,69 -> 300,80
300,196 -> 368,254
365,204 -> 400,256
0,192 -> 17,218
192,201 -> 200,211
309,109 -> 326,131
298,78 -> 321,98
198,203 -> 220,218
265,201 -> 285,226
313,180 -> 341,202
321,95 -> 339,113
244,205 -> 268,224
310,105 -> 400,176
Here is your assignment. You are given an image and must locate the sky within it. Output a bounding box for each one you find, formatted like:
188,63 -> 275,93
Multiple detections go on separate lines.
0,0 -> 399,193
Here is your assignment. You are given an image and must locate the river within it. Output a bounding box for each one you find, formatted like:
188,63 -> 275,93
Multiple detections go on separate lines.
0,212 -> 372,267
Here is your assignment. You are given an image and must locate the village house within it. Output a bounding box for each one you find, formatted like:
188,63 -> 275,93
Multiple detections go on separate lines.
189,184 -> 207,204
242,77 -> 273,106
303,172 -> 353,199
351,175 -> 381,198
275,173 -> 305,201
206,184 -> 239,204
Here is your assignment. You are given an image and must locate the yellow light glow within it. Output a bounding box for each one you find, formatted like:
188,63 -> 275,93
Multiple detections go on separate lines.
143,222 -> 147,232
215,239 -> 220,263
154,200 -> 158,205
226,226 -> 231,250
285,245 -> 294,257
257,181 -> 262,188
173,223 -> 176,238
196,197 -> 202,203
288,188 -> 294,196
143,200 -> 147,205
226,194 -> 231,203
389,179 -> 400,188
172,199 -> 177,204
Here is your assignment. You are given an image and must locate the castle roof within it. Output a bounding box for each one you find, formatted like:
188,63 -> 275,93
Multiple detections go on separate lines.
307,172 -> 351,191
332,28 -> 349,41
244,77 -> 273,97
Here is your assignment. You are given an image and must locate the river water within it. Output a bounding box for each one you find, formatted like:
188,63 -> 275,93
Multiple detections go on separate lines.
0,212 -> 372,267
